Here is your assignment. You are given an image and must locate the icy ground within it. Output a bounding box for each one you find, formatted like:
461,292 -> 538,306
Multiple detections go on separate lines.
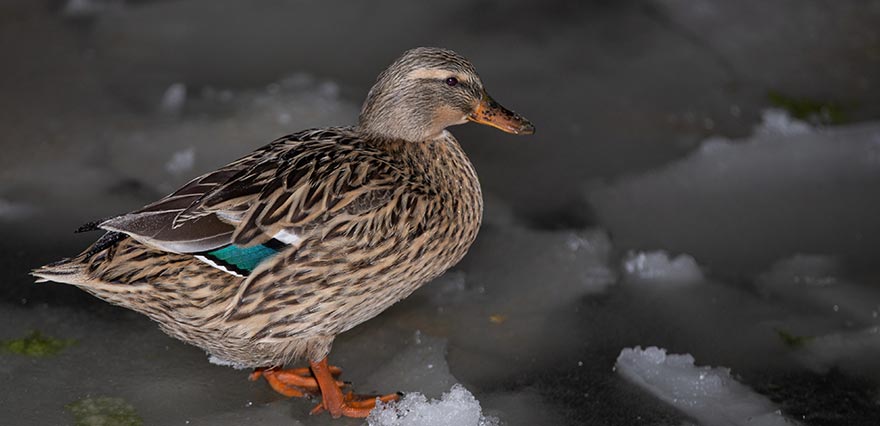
2,1 -> 880,425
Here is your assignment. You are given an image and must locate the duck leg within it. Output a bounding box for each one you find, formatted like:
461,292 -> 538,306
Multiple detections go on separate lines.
250,365 -> 345,398
308,357 -> 401,418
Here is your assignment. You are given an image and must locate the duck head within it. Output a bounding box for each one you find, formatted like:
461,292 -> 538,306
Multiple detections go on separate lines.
358,47 -> 535,142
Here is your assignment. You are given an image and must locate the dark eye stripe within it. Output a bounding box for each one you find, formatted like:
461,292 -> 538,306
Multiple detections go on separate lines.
445,77 -> 459,86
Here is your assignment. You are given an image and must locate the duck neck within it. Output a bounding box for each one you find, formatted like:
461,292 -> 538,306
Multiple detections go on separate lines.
357,82 -> 449,142
357,112 -> 439,143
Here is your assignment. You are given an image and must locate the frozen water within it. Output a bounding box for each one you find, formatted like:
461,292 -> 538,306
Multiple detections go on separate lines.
754,109 -> 813,137
588,111 -> 880,276
758,255 -> 841,288
0,68 -> 358,222
757,254 -> 880,326
362,333 -> 456,398
616,346 -> 796,426
791,327 -> 880,380
3,1 -> 880,425
367,384 -> 497,426
622,250 -> 705,286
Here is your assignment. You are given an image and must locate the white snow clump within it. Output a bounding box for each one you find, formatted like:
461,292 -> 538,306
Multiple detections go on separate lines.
367,384 -> 498,426
622,250 -> 704,286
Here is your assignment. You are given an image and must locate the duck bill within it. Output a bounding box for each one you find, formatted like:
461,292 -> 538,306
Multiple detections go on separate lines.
467,94 -> 535,135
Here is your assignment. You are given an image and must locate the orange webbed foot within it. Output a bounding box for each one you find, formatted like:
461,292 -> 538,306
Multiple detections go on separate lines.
308,357 -> 401,418
250,365 -> 345,398
310,391 -> 402,417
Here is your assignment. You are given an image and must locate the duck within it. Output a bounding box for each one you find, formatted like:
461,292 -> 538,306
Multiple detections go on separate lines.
32,47 -> 534,419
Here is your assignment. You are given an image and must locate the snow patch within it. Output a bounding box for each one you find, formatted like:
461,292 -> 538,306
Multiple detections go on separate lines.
622,251 -> 704,286
616,346 -> 797,426
367,384 -> 498,426
754,109 -> 813,137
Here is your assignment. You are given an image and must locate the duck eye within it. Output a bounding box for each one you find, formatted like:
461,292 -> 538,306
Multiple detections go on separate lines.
445,77 -> 459,87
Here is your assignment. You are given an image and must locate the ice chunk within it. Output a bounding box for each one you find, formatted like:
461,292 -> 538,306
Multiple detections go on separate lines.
754,109 -> 812,137
588,118 -> 880,276
159,83 -> 187,116
616,346 -> 797,426
622,250 -> 704,286
367,384 -> 498,426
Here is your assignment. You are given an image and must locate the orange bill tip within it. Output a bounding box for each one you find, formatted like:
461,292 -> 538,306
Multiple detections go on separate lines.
467,94 -> 535,135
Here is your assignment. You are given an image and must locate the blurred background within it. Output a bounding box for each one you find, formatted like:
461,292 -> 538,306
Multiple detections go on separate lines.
2,1 -> 880,425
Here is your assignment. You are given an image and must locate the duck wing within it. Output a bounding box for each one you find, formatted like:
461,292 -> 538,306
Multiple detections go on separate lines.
99,128 -> 406,254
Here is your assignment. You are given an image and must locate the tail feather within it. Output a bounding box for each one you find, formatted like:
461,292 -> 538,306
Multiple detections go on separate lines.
33,231 -> 127,285
31,258 -> 88,285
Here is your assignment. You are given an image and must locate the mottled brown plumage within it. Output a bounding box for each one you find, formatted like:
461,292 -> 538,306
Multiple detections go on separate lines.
32,47 -> 533,418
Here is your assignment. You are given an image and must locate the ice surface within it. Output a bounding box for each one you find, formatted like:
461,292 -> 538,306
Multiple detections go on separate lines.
588,111 -> 880,275
420,227 -> 617,386
792,327 -> 880,380
758,255 -> 841,288
758,254 -> 880,326
622,250 -> 704,286
367,384 -> 497,426
753,109 -> 812,137
0,69 -> 359,227
755,255 -> 880,381
4,1 -> 880,424
616,346 -> 796,426
362,332 -> 457,398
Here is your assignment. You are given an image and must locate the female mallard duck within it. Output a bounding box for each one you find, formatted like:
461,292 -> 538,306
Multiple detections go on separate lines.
32,47 -> 534,418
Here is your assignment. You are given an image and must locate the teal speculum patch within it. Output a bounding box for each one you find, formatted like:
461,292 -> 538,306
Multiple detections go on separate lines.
201,240 -> 284,275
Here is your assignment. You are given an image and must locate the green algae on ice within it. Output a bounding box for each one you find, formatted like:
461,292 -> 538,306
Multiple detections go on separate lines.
66,397 -> 143,426
1,330 -> 77,357
767,91 -> 847,125
776,329 -> 814,349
